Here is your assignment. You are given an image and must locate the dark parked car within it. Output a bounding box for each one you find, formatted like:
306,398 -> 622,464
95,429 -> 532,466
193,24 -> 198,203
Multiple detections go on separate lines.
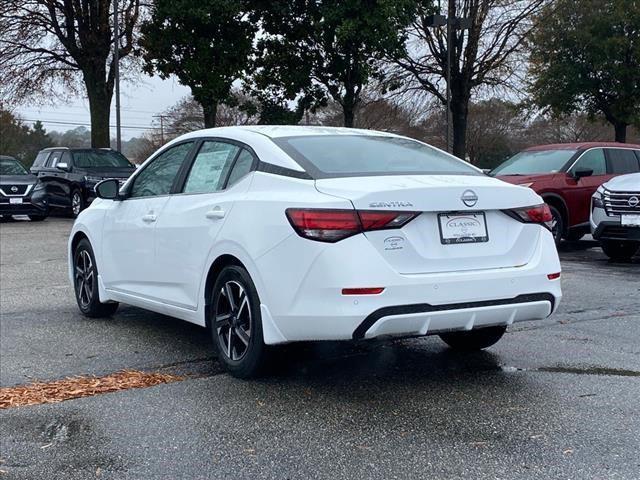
0,155 -> 49,221
30,148 -> 136,217
493,142 -> 640,244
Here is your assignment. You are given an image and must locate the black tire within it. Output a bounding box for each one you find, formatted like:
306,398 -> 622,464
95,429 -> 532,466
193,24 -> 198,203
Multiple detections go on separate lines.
600,240 -> 640,262
566,230 -> 585,241
210,265 -> 269,378
73,238 -> 119,317
28,215 -> 47,222
439,326 -> 507,351
70,189 -> 84,218
547,204 -> 564,245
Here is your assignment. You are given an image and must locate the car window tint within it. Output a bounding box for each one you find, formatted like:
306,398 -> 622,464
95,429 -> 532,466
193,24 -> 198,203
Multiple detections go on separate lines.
73,150 -> 133,168
46,151 -> 63,168
607,149 -> 640,174
570,149 -> 606,175
183,141 -> 239,194
226,149 -> 255,187
130,142 -> 194,198
32,151 -> 50,168
275,135 -> 480,178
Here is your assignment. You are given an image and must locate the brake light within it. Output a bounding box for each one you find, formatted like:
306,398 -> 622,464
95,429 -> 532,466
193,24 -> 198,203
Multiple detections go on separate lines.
286,208 -> 419,242
547,272 -> 561,280
505,204 -> 553,229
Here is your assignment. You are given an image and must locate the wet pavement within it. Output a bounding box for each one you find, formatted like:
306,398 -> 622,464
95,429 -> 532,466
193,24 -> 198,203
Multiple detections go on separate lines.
1,217 -> 639,479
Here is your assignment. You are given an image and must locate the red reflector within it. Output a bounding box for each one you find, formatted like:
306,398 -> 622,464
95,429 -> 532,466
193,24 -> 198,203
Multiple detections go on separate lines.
342,287 -> 385,295
547,272 -> 561,280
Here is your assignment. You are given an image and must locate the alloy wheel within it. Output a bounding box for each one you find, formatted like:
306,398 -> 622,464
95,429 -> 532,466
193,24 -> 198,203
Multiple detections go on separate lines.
75,249 -> 94,308
72,192 -> 82,216
214,280 -> 252,361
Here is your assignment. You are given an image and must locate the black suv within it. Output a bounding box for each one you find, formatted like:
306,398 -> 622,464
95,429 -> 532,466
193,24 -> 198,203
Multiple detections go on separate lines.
0,155 -> 49,221
30,148 -> 136,217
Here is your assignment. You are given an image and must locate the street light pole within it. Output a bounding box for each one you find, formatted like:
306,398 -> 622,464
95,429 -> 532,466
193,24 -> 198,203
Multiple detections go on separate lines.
113,0 -> 122,152
425,1 -> 470,155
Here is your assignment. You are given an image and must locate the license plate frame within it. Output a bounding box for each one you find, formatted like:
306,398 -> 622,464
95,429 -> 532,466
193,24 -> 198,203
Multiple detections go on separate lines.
9,197 -> 23,205
438,211 -> 489,245
621,214 -> 640,227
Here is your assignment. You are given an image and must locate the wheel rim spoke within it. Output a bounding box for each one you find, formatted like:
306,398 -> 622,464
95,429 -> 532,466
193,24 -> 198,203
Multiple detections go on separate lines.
213,280 -> 252,362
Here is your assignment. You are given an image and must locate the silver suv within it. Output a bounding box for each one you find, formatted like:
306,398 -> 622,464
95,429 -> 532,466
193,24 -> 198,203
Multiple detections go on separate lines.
591,173 -> 640,260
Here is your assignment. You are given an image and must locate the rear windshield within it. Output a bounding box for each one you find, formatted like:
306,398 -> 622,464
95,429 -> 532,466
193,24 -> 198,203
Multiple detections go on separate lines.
273,135 -> 480,178
0,158 -> 28,175
72,150 -> 134,168
492,149 -> 577,175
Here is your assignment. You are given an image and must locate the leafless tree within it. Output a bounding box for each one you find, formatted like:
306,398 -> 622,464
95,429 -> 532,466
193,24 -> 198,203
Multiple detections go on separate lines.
0,0 -> 141,147
388,0 -> 548,158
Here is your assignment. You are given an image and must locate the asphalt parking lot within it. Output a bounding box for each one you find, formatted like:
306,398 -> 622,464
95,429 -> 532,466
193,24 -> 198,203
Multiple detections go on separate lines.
1,217 -> 639,479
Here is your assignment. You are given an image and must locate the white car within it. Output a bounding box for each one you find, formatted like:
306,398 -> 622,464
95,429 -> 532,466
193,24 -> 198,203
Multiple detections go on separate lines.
591,172 -> 640,260
69,126 -> 562,377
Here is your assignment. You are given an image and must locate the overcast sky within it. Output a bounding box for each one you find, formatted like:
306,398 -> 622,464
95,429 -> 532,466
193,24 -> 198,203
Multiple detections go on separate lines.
16,75 -> 191,140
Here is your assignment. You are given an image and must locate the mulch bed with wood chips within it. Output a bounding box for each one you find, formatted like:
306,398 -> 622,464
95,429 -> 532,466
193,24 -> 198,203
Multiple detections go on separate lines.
0,370 -> 183,409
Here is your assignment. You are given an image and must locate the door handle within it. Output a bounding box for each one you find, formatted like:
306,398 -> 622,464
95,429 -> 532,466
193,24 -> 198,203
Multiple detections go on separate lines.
205,207 -> 225,220
142,213 -> 157,223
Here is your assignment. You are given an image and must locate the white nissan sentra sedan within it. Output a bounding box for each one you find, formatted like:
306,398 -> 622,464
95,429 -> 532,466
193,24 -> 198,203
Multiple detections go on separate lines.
68,126 -> 562,377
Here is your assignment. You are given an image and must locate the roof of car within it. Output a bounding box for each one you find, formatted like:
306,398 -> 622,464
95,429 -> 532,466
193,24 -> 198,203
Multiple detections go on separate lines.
39,147 -> 115,151
525,142 -> 640,151
0,155 -> 18,160
182,125 -> 398,140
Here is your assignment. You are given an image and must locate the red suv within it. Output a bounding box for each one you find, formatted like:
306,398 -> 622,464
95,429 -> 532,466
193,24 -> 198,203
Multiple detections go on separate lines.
493,142 -> 640,243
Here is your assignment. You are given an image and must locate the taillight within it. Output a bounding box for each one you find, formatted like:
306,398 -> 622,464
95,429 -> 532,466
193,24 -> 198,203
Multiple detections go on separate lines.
286,208 -> 419,242
505,204 -> 553,230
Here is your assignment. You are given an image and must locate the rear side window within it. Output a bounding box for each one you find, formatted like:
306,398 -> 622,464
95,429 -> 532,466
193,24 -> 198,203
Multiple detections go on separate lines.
32,151 -> 50,168
274,135 -> 479,179
226,149 -> 255,187
183,141 -> 240,194
607,149 -> 640,174
73,150 -> 133,168
570,149 -> 606,175
130,142 -> 194,198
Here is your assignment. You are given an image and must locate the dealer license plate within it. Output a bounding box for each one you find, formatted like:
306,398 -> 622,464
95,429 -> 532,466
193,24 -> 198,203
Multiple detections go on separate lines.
9,198 -> 23,204
438,212 -> 489,244
621,214 -> 640,227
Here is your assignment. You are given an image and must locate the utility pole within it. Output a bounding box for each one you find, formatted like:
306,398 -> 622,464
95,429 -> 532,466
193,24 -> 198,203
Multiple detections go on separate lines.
153,115 -> 168,144
425,0 -> 471,154
113,0 -> 122,152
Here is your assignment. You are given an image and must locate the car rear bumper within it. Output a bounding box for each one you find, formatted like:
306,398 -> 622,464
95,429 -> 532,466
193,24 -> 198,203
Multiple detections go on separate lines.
258,228 -> 562,344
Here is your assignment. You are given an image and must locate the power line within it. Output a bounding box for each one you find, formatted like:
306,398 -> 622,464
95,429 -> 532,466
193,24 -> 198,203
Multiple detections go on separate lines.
21,118 -> 154,131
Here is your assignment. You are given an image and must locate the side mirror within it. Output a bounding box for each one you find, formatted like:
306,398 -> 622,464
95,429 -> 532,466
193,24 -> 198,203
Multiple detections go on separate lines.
573,168 -> 593,180
95,178 -> 121,200
56,162 -> 70,171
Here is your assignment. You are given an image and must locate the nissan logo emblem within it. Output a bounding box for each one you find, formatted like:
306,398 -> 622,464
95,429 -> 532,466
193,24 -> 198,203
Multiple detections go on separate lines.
629,196 -> 639,208
461,189 -> 478,208
10,186 -> 18,193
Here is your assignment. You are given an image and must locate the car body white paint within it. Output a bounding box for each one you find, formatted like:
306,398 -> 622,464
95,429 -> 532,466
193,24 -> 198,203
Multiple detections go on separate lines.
69,126 -> 562,344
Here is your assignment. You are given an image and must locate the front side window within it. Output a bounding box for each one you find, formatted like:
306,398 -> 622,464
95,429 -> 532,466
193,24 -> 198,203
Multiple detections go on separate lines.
492,149 -> 577,175
46,150 -> 63,168
570,149 -> 606,176
73,150 -> 134,168
0,159 -> 28,175
607,149 -> 640,174
183,141 -> 239,194
274,135 -> 480,178
130,142 -> 194,198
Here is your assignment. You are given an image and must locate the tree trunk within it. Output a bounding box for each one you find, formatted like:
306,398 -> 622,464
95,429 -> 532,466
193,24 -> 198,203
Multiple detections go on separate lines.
85,77 -> 112,148
203,101 -> 218,128
614,122 -> 627,143
451,104 -> 468,160
343,104 -> 355,128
